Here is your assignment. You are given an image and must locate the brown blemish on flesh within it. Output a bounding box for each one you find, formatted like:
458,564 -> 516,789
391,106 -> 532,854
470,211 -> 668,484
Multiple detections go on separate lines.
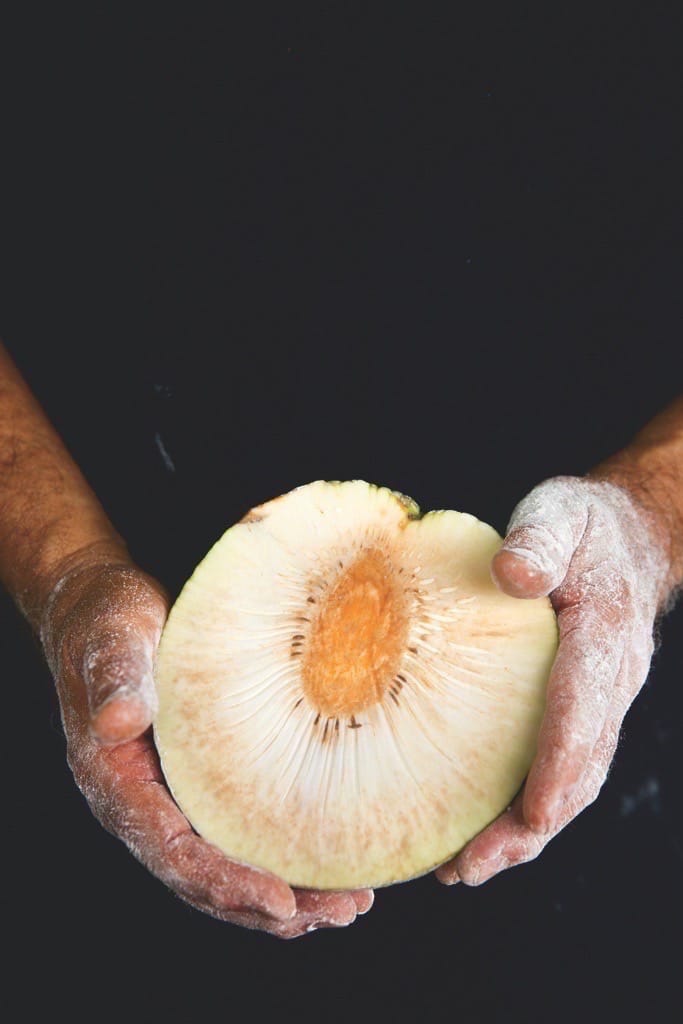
240,490 -> 294,525
241,511 -> 265,524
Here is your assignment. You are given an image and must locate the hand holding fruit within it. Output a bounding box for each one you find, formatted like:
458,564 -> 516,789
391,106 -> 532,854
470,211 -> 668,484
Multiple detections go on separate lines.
40,549 -> 373,937
437,473 -> 675,886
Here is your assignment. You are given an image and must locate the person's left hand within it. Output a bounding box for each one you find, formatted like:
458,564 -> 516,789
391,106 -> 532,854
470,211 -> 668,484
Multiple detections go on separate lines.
435,475 -> 670,887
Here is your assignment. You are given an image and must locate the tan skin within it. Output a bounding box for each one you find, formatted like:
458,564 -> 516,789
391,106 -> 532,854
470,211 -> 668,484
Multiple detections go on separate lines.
1,342 -> 682,929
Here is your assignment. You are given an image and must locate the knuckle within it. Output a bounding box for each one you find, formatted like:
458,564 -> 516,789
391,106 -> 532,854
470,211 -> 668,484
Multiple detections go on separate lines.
508,476 -> 587,537
511,476 -> 582,517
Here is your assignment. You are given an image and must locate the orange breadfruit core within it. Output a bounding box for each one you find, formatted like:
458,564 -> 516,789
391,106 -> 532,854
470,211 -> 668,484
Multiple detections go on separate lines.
301,547 -> 411,718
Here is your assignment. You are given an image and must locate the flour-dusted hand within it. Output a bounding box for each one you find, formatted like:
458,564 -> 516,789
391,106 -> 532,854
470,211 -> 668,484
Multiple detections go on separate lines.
40,553 -> 373,936
42,553 -> 169,745
0,342 -> 373,937
437,472 -> 677,886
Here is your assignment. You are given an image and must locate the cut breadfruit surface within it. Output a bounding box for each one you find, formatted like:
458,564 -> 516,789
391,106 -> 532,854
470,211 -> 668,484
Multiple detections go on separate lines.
154,480 -> 558,890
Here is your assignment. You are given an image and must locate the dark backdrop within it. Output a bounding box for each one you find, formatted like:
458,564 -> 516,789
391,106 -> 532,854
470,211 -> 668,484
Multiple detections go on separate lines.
1,9 -> 682,1022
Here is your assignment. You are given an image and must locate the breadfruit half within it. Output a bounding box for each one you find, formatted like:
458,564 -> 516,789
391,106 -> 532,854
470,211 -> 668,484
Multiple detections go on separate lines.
154,480 -> 558,890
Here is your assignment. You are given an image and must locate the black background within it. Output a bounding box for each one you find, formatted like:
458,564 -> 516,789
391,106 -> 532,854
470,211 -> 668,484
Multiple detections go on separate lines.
1,8 -> 682,1022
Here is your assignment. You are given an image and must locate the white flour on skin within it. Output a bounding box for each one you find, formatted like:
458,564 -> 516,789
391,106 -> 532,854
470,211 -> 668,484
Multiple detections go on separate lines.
450,476 -> 671,883
502,476 -> 669,613
83,621 -> 159,719
505,476 -> 667,789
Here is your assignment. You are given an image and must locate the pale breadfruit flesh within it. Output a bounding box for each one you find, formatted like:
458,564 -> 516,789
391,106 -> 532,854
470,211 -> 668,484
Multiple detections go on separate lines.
153,480 -> 558,890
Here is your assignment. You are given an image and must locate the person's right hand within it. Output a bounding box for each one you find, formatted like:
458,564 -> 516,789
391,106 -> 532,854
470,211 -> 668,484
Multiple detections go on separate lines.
40,546 -> 373,937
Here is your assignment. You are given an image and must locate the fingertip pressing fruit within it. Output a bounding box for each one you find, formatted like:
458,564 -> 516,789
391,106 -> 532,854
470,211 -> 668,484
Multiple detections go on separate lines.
154,481 -> 558,890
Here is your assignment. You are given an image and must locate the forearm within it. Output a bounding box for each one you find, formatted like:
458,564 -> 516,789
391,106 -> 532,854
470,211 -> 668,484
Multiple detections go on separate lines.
0,342 -> 129,629
588,395 -> 683,608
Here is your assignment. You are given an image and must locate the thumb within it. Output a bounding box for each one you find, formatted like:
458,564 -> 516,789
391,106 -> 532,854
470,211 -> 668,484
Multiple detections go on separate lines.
83,627 -> 160,744
491,477 -> 590,599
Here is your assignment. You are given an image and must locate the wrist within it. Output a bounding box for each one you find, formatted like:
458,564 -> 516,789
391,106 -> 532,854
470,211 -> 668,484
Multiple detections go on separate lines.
21,528 -> 132,637
588,447 -> 683,611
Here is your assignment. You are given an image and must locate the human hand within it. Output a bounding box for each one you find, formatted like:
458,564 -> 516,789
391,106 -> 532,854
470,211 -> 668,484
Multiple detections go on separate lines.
41,548 -> 373,936
436,475 -> 671,887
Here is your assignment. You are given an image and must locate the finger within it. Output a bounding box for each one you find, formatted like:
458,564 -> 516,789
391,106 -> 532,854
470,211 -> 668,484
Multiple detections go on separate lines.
541,652 -> 628,837
434,861 -> 460,885
571,638 -> 650,803
84,629 -> 159,744
491,478 -> 589,598
438,623 -> 625,887
446,665 -> 629,887
446,787 -> 568,886
111,754 -> 364,926
350,889 -> 375,915
450,791 -> 540,885
182,888 -> 363,938
178,889 -> 360,939
522,603 -> 626,833
292,889 -> 359,928
102,773 -> 296,922
174,892 -> 298,936
257,888 -> 365,935
167,830 -> 297,922
132,780 -> 358,925
173,892 -> 285,933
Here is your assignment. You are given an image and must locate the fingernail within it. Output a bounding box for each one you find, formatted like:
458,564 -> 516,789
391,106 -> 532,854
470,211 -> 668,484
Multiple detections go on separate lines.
491,549 -> 552,597
504,548 -> 548,573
